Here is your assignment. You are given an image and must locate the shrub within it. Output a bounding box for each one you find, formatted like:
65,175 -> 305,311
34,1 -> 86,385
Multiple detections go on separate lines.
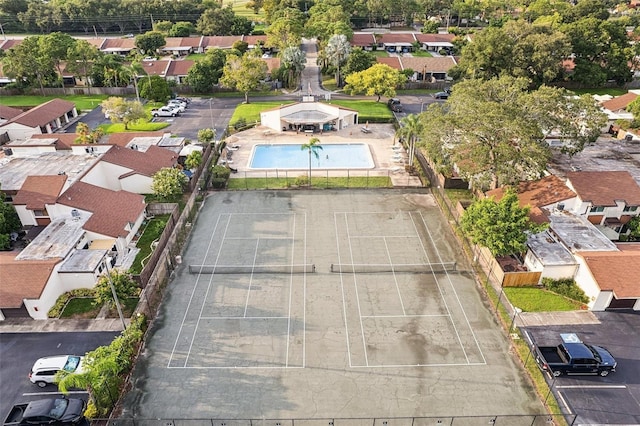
541,277 -> 589,304
210,165 -> 231,188
48,288 -> 95,318
294,175 -> 308,186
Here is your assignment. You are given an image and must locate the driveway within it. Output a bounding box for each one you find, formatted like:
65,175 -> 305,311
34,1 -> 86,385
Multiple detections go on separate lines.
523,311 -> 640,424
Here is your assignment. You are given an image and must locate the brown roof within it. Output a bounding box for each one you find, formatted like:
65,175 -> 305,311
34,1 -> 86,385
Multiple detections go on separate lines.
0,252 -> 60,308
601,92 -> 638,112
29,133 -> 78,149
0,39 -> 22,51
101,38 -> 136,51
243,35 -> 267,47
414,33 -> 456,43
378,33 -> 417,44
263,57 -> 281,73
84,38 -> 106,49
376,57 -> 402,70
351,33 -> 376,47
100,144 -> 178,177
486,175 -> 576,224
202,36 -> 242,49
163,37 -> 202,48
140,60 -> 171,76
579,249 -> 640,298
567,171 -> 640,206
0,105 -> 23,120
13,175 -> 68,209
57,181 -> 145,238
167,60 -> 194,76
399,56 -> 457,72
8,99 -> 75,128
105,131 -> 166,147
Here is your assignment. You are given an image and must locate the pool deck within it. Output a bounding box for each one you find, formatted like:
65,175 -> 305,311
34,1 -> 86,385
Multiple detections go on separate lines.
220,124 -> 423,187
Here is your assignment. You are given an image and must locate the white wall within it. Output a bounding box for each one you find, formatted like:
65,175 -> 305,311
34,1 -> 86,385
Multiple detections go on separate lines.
573,255 -> 602,310
15,205 -> 37,226
1,123 -> 40,141
81,161 -> 130,191
120,174 -> 153,194
592,291 -> 613,311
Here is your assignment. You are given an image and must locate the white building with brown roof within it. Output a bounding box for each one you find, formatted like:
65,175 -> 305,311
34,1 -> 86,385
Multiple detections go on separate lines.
565,171 -> 640,239
81,145 -> 178,194
0,99 -> 78,141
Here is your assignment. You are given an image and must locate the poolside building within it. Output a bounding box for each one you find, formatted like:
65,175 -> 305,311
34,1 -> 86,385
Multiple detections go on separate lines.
260,102 -> 359,134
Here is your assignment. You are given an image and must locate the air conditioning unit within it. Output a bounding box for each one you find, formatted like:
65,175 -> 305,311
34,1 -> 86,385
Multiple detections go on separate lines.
625,134 -> 633,142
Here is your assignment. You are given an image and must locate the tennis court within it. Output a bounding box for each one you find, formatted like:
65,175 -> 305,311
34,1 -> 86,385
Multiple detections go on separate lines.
124,190 -> 543,420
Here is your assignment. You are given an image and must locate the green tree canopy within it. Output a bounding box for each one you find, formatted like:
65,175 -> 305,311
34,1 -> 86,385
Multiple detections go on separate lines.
344,63 -> 406,101
135,31 -> 166,56
139,74 -> 171,103
74,122 -> 104,144
219,52 -> 268,104
152,167 -> 188,200
198,128 -> 216,144
460,188 -> 547,257
169,21 -> 196,37
186,49 -> 226,93
185,150 -> 203,170
419,76 -> 606,190
342,47 -> 376,77
0,184 -> 21,251
197,4 -> 237,35
2,35 -> 56,94
301,137 -> 322,185
100,97 -> 147,130
93,268 -> 139,309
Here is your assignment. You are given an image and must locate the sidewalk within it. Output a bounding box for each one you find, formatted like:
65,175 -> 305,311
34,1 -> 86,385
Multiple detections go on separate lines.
0,318 -> 128,333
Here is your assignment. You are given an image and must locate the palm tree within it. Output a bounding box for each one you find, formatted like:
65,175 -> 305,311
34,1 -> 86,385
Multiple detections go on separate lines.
301,137 -> 322,186
280,46 -> 306,90
325,34 -> 351,88
396,114 -> 424,168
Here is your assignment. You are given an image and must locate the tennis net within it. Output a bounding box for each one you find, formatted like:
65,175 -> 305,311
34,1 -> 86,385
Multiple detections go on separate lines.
330,262 -> 456,273
188,264 -> 316,274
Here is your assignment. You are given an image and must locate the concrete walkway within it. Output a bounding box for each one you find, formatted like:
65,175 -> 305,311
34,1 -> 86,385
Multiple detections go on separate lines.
0,318 -> 128,333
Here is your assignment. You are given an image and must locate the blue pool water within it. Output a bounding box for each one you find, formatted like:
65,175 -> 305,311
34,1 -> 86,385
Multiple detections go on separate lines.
249,143 -> 374,169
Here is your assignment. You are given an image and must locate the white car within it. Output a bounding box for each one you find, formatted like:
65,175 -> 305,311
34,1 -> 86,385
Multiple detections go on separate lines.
29,355 -> 85,387
151,106 -> 180,117
166,100 -> 186,112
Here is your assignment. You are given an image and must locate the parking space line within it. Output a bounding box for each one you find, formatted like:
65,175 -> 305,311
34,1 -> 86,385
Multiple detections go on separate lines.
556,390 -> 573,415
556,385 -> 627,389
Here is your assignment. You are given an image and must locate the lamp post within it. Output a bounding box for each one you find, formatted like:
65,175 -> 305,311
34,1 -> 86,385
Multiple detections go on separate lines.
103,259 -> 127,330
509,307 -> 522,332
209,98 -> 215,132
0,22 -> 7,41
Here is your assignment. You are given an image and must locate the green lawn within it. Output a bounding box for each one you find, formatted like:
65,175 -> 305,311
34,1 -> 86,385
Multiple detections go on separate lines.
323,100 -> 394,122
227,176 -> 392,189
99,121 -> 170,133
129,215 -> 171,275
503,287 -> 586,312
229,101 -> 296,127
371,50 -> 389,57
444,188 -> 475,203
223,0 -> 265,23
0,94 -> 109,112
60,297 -> 100,319
410,50 -> 433,57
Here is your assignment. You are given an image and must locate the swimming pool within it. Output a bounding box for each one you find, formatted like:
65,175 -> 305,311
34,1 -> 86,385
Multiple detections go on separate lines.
249,143 -> 375,169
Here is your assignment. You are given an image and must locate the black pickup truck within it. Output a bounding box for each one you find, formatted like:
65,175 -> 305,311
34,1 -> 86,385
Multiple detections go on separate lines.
4,398 -> 86,426
530,333 -> 617,377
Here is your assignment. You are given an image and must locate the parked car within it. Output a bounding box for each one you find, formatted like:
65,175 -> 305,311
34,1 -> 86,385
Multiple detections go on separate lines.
531,333 -> 617,377
174,96 -> 191,104
151,106 -> 180,117
30,355 -> 85,388
4,397 -> 86,426
167,100 -> 187,111
387,98 -> 403,112
434,92 -> 449,100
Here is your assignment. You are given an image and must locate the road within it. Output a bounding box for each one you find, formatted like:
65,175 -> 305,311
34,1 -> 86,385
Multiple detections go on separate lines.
0,332 -> 119,420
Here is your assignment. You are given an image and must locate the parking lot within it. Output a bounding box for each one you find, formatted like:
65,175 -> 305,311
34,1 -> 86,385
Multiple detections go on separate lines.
524,311 -> 640,424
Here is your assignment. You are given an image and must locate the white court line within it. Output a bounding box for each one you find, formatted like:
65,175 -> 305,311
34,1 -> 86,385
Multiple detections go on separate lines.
383,236 -> 406,316
285,214 -> 296,367
184,214 -> 233,367
168,365 -> 305,370
556,385 -> 627,389
303,212 -> 307,368
200,316 -> 290,320
350,362 -> 487,368
243,238 -> 261,317
168,213 -> 225,368
335,213 -> 354,368
408,211 -> 470,365
345,212 -> 370,367
361,314 -> 450,318
418,211 -> 487,365
225,237 -> 294,240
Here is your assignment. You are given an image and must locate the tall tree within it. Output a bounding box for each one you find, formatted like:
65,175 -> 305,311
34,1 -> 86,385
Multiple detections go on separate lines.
0,184 -> 21,251
101,97 -> 147,130
186,48 -> 226,93
40,32 -> 76,89
135,31 -> 166,56
418,76 -> 606,190
396,114 -> 423,168
74,122 -> 104,144
279,46 -> 306,89
219,52 -> 268,104
342,47 -> 376,77
2,36 -> 56,95
65,40 -> 102,93
196,5 -> 237,36
301,137 -> 322,186
460,188 -> 547,257
152,167 -> 188,200
325,34 -> 351,87
266,9 -> 305,51
344,63 -> 406,101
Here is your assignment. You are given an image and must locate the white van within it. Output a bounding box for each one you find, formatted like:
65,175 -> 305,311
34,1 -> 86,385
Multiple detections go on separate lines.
29,355 -> 85,387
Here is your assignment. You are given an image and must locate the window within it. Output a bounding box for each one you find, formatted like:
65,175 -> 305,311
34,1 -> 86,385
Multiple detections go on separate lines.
623,205 -> 638,212
589,206 -> 605,213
